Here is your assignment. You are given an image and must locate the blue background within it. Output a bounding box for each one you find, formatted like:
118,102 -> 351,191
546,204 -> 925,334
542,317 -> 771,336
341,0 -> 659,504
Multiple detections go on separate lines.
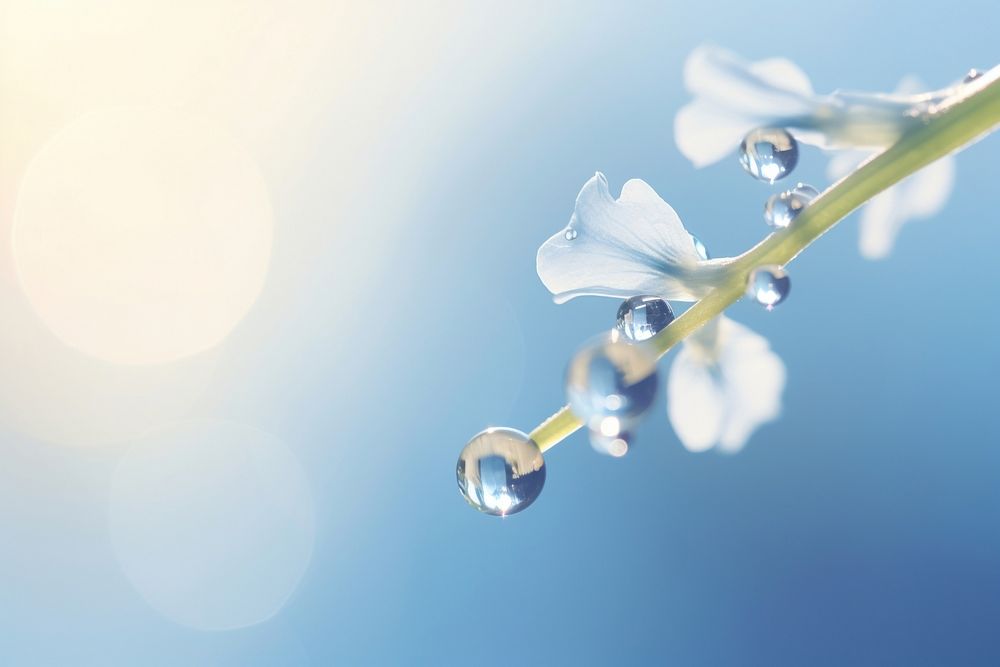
2,1 -> 999,664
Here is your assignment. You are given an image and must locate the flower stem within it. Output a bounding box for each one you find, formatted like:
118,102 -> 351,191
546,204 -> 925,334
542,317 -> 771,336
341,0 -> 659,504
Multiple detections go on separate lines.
530,66 -> 1000,453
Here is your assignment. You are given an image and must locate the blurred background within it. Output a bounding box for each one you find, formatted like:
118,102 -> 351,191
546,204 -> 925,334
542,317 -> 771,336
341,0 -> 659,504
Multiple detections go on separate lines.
1,1 -> 999,664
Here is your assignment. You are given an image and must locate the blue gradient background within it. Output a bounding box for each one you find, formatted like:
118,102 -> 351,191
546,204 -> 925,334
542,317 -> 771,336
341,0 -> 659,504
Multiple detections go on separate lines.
2,1 -> 1000,665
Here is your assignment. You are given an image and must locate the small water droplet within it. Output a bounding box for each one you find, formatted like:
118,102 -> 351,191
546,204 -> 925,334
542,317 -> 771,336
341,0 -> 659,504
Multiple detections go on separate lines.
565,228 -> 578,241
964,69 -> 983,83
764,183 -> 819,229
456,427 -> 545,516
690,234 -> 711,260
590,429 -> 631,458
615,296 -> 675,342
739,128 -> 798,183
566,338 -> 658,432
746,265 -> 791,310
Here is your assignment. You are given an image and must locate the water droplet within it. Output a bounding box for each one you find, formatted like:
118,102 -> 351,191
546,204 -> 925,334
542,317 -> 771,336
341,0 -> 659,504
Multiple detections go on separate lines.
456,427 -> 545,516
690,234 -> 711,260
764,183 -> 819,229
590,429 -> 631,458
964,69 -> 983,83
615,296 -> 675,342
566,338 -> 658,432
739,128 -> 798,183
746,265 -> 791,310
565,228 -> 578,241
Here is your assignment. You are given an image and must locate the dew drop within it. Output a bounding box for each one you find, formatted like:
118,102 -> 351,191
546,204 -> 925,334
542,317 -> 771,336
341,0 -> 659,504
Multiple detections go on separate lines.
746,265 -> 791,310
964,69 -> 983,83
590,429 -> 631,458
565,228 -> 578,241
739,128 -> 798,183
690,234 -> 711,260
456,427 -> 545,516
764,183 -> 819,229
615,296 -> 675,342
566,338 -> 658,432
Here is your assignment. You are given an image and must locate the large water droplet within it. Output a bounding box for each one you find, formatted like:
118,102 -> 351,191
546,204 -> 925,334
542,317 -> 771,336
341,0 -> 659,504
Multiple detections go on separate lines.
690,234 -> 711,260
615,296 -> 675,342
456,427 -> 545,516
964,69 -> 983,83
739,128 -> 798,183
747,265 -> 791,310
764,183 -> 819,229
565,228 -> 578,241
590,429 -> 631,458
566,338 -> 658,432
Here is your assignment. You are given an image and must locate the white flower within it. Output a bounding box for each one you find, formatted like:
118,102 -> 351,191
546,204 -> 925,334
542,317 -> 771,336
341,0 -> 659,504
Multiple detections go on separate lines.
536,174 -> 785,452
667,315 -> 786,453
676,46 -> 957,260
827,149 -> 955,259
536,173 -> 731,303
825,77 -> 957,260
674,45 -> 952,168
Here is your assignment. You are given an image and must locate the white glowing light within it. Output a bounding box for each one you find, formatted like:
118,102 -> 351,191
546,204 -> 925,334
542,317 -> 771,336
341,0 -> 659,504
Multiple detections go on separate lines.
12,106 -> 273,365
599,417 -> 622,437
108,420 -> 315,631
609,438 -> 629,458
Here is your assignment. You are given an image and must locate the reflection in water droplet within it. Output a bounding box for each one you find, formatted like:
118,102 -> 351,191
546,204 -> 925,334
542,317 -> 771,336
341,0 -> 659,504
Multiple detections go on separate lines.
565,228 -> 578,241
739,128 -> 798,183
764,183 -> 819,229
108,420 -> 315,631
566,338 -> 658,432
590,429 -> 631,458
690,234 -> 711,260
616,296 -> 675,342
747,265 -> 791,310
456,427 -> 545,516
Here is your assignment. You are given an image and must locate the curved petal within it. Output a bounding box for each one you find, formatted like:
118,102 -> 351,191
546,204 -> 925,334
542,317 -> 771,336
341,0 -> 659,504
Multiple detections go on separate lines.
683,45 -> 816,119
536,173 -> 726,303
714,320 -> 786,452
894,74 -> 926,96
667,344 -> 725,452
824,142 -> 955,260
674,99 -> 756,168
677,45 -> 818,167
667,317 -> 785,453
826,148 -> 870,181
858,155 -> 955,260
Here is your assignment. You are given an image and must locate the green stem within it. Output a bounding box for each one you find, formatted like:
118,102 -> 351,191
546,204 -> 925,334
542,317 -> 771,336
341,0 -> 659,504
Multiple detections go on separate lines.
530,67 -> 1000,453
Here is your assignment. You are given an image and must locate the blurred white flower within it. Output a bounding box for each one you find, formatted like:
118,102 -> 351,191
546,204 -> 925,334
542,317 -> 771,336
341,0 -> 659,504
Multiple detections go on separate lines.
536,172 -> 731,303
667,315 -> 785,453
674,45 -> 952,167
676,46 -> 957,259
825,77 -> 957,259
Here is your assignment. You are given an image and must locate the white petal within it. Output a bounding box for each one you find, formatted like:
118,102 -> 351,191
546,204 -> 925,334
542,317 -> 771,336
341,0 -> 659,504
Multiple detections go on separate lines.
825,149 -> 870,181
667,343 -> 725,452
715,320 -> 786,452
825,141 -> 956,260
536,173 -> 725,303
677,45 -> 817,167
674,99 -> 756,168
858,155 -> 955,260
667,317 -> 785,453
894,75 -> 926,96
683,45 -> 816,119
749,57 -> 815,98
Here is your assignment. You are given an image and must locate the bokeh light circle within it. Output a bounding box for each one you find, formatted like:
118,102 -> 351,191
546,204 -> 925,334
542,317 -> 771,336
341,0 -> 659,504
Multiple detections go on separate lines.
108,420 -> 315,631
12,106 -> 273,365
